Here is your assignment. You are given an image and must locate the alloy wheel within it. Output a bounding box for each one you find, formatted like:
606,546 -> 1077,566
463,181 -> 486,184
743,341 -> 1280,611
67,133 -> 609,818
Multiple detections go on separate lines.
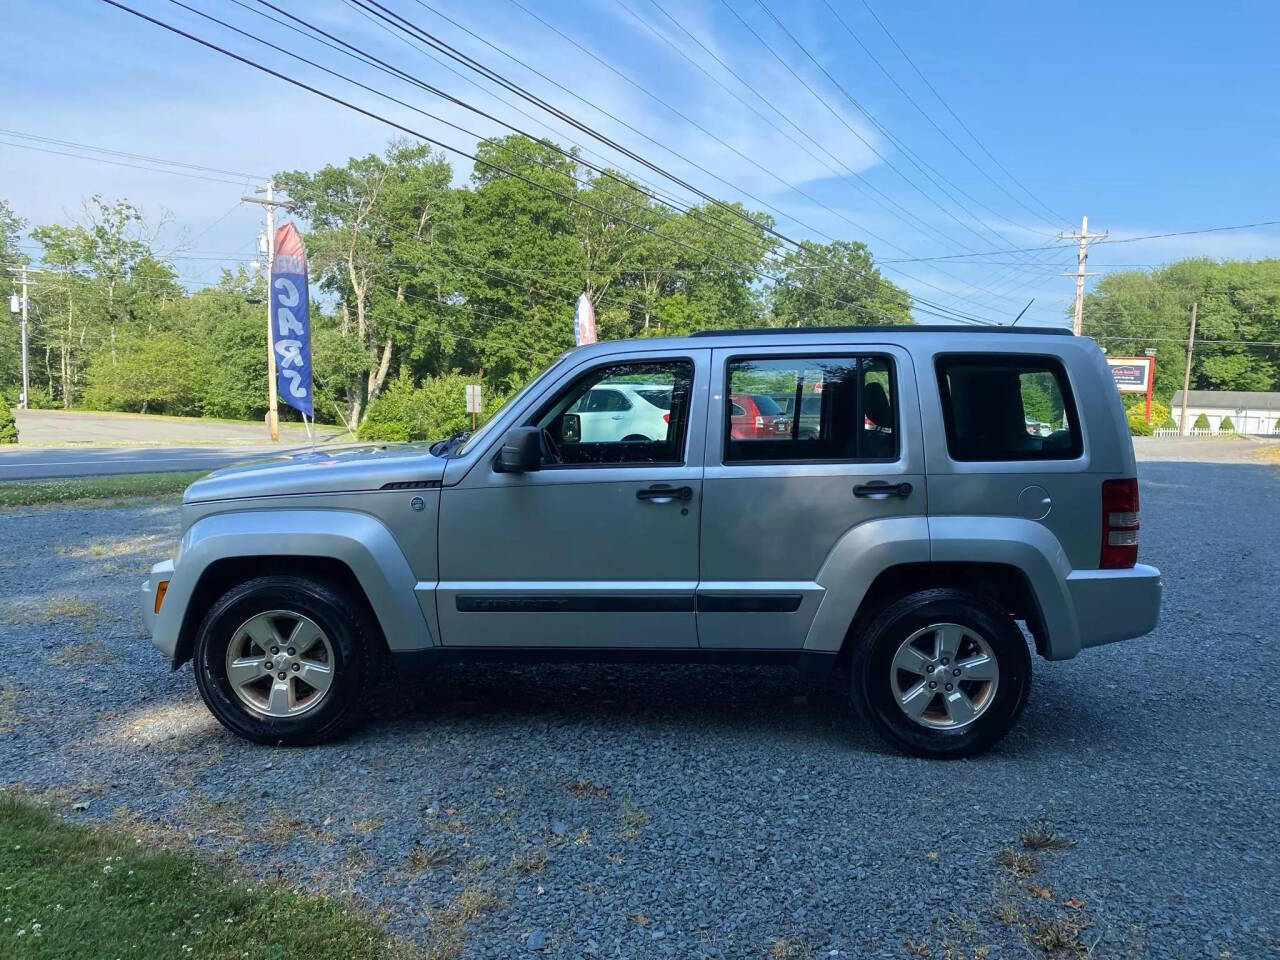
225,610 -> 335,718
890,622 -> 1000,730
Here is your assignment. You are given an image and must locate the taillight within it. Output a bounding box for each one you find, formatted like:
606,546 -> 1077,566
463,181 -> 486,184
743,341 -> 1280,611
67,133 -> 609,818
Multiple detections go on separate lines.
662,412 -> 669,424
1100,478 -> 1139,568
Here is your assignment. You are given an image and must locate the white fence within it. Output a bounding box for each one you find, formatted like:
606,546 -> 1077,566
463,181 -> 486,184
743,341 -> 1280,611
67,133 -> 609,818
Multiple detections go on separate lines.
1151,427 -> 1280,438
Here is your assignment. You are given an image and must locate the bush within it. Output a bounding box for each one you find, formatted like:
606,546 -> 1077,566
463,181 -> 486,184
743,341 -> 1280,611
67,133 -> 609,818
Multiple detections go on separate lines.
1193,413 -> 1210,430
359,370 -> 511,443
1127,407 -> 1153,436
0,401 -> 17,444
1274,418 -> 1280,432
1220,416 -> 1235,433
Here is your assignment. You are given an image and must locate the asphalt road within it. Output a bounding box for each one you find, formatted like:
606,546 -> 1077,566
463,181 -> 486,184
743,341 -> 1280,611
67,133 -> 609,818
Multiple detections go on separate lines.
1,409 -> 351,480
0,459 -> 1276,958
0,443 -> 310,481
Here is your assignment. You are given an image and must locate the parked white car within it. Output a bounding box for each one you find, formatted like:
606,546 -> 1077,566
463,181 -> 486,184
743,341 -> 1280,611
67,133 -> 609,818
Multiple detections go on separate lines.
568,383 -> 672,442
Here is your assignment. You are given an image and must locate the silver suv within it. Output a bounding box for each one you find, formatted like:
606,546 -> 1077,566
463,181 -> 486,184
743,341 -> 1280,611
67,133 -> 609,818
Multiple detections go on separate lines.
141,326 -> 1161,758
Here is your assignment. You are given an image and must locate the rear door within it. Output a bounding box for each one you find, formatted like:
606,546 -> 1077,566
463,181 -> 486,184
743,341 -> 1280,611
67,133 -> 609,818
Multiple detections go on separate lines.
698,344 -> 926,649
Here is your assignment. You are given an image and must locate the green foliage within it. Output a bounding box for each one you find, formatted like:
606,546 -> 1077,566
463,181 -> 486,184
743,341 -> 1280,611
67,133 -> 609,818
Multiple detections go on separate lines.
1219,415 -> 1235,432
0,400 -> 17,443
83,331 -> 198,415
1082,258 -> 1280,400
1194,413 -> 1211,430
1127,407 -> 1154,436
358,370 -> 511,442
3,136 -> 910,429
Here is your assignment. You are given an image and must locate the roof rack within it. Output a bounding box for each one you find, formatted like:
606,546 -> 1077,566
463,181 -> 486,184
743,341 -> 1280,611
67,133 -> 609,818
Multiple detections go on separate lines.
688,324 -> 1073,338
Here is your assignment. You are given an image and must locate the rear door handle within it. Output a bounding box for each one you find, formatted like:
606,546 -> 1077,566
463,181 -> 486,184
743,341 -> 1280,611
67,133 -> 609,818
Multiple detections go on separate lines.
853,481 -> 913,499
637,484 -> 693,503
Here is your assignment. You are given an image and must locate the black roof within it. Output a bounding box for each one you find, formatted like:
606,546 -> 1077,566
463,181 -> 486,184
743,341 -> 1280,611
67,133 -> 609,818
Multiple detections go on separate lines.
688,324 -> 1072,338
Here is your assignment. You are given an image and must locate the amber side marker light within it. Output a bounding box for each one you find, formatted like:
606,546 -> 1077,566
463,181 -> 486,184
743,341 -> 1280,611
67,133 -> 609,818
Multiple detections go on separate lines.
154,580 -> 170,615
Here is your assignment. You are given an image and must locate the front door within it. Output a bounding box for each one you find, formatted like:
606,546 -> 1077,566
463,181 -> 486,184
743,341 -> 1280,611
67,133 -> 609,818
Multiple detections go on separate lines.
436,349 -> 709,648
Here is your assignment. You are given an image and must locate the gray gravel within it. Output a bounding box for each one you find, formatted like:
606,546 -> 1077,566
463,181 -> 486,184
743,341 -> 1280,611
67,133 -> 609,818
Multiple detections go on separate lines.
1,461 -> 1278,959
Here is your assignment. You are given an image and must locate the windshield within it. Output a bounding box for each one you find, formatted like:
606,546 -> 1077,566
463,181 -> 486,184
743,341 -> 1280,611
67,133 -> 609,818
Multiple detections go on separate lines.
456,352 -> 571,457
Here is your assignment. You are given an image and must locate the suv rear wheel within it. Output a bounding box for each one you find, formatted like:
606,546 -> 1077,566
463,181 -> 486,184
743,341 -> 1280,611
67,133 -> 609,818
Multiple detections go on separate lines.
850,588 -> 1031,758
193,575 -> 377,746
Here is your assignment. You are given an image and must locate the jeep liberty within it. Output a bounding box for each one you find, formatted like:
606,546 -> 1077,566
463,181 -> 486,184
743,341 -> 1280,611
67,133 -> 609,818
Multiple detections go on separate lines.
141,326 -> 1162,757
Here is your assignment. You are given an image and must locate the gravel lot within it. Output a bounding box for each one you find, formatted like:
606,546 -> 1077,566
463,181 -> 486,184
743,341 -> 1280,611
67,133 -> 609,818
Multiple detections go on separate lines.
1,460 -> 1277,959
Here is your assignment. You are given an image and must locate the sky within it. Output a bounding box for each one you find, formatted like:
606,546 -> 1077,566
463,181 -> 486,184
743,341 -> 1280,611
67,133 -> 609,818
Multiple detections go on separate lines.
2,0 -> 1279,329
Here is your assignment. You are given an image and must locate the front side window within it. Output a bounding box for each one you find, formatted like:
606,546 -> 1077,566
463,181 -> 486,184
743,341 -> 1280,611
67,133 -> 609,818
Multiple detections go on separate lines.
534,359 -> 693,466
936,354 -> 1081,461
724,355 -> 897,463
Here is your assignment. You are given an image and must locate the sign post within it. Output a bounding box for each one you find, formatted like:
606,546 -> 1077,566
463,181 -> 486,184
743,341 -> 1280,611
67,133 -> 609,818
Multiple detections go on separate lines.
465,384 -> 482,430
1106,356 -> 1156,421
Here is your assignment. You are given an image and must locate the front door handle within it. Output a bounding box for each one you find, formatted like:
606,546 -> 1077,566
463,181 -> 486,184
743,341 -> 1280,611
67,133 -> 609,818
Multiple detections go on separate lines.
637,484 -> 693,503
853,481 -> 913,499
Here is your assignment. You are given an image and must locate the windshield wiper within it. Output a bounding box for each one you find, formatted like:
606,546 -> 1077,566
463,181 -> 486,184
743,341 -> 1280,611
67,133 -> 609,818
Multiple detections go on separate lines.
430,430 -> 472,457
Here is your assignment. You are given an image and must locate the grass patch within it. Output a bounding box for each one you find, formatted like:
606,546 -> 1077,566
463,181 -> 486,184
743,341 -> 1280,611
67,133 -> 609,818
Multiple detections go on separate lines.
996,848 -> 1038,877
405,842 -> 457,873
506,847 -> 548,875
0,791 -> 419,959
47,639 -> 119,668
1019,821 -> 1076,852
618,796 -> 650,838
0,471 -> 204,507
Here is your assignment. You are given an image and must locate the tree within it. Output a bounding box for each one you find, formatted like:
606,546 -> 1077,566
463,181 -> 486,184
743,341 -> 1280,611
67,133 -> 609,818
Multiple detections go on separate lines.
0,199 -> 28,394
1081,258 -> 1280,400
771,239 -> 910,327
277,140 -> 459,427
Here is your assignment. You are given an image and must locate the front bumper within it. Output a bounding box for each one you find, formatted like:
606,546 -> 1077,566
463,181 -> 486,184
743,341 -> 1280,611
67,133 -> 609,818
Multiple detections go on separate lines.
1065,562 -> 1162,652
140,560 -> 176,660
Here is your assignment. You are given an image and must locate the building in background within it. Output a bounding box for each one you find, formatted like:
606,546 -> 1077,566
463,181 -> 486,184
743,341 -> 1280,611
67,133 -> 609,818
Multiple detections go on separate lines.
1171,390 -> 1280,434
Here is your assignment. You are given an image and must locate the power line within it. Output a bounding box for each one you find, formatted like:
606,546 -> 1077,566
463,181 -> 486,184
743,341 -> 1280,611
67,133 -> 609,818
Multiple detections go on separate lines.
880,219 -> 1280,262
248,0 -> 1000,324
0,138 -> 256,187
855,0 -> 1071,228
817,0 -> 1060,234
347,0 -> 1005,320
96,0 -> 1002,326
0,128 -> 267,180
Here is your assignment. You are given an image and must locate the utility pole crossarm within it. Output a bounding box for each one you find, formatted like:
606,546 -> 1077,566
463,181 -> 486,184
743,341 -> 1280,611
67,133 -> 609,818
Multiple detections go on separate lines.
1059,215 -> 1108,335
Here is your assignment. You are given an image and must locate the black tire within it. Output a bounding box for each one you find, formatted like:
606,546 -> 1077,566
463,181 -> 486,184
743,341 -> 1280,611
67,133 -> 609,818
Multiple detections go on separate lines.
192,575 -> 378,746
849,588 -> 1031,759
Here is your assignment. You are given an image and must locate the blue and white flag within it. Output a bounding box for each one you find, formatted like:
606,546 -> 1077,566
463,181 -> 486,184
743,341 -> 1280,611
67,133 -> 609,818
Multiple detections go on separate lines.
574,291 -> 597,346
270,223 -> 313,418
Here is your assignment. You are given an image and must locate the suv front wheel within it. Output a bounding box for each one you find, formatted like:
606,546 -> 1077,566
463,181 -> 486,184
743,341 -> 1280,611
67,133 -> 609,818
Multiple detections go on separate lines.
193,575 -> 378,746
850,588 -> 1031,758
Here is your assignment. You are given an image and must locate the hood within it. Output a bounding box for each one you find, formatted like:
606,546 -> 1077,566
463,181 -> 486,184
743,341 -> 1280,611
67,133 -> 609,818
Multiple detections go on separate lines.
183,442 -> 446,503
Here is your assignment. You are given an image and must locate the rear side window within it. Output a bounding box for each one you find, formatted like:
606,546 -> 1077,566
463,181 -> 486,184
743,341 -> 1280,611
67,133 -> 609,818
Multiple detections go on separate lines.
936,355 -> 1081,461
724,355 -> 897,463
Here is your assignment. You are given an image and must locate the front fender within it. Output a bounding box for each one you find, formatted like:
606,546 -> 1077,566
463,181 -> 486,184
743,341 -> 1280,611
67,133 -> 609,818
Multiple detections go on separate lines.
151,509 -> 433,666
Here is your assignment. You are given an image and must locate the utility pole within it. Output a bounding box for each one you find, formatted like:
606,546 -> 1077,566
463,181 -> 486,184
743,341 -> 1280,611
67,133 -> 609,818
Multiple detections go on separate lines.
242,180 -> 293,442
6,265 -> 29,409
1059,215 -> 1108,335
1179,301 -> 1198,436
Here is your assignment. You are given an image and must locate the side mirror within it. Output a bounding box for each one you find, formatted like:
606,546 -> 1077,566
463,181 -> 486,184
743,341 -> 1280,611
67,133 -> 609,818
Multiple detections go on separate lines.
497,426 -> 542,473
561,413 -> 581,444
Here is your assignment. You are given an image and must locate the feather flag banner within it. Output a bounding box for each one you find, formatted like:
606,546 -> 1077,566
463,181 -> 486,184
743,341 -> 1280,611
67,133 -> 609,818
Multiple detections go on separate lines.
270,223 -> 313,418
573,291 -> 597,346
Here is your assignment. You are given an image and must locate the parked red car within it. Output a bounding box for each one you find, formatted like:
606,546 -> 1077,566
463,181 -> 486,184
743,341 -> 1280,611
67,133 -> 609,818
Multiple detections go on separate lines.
729,393 -> 787,439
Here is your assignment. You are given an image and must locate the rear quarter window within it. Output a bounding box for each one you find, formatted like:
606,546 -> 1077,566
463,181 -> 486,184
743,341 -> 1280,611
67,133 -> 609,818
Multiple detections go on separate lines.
936,354 -> 1082,461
